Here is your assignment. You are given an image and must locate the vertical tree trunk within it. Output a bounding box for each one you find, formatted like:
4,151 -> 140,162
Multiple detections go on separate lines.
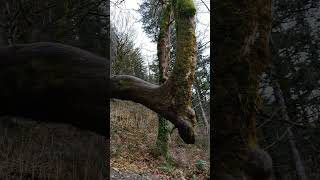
213,0 -> 272,179
155,3 -> 172,159
287,128 -> 308,180
271,74 -> 309,180
194,77 -> 209,134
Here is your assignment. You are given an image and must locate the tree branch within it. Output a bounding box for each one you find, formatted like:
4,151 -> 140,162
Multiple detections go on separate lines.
0,42 -> 196,143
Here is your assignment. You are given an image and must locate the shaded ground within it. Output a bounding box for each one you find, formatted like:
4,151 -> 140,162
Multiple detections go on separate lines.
0,116 -> 107,180
111,167 -> 170,180
110,100 -> 210,179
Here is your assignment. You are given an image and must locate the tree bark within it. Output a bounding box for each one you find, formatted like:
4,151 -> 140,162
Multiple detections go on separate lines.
0,32 -> 197,143
0,42 -> 108,136
155,3 -> 173,158
213,0 -> 273,179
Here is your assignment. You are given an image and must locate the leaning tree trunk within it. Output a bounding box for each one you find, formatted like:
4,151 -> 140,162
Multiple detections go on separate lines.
0,42 -> 109,136
213,0 -> 273,179
271,73 -> 309,180
155,3 -> 173,159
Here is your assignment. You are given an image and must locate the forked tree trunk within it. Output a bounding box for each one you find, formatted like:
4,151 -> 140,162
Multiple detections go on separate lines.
213,0 -> 273,179
112,0 -> 197,144
0,0 -> 197,144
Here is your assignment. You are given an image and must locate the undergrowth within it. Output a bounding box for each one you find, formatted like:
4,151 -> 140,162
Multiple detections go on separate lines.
110,99 -> 210,179
0,116 -> 106,180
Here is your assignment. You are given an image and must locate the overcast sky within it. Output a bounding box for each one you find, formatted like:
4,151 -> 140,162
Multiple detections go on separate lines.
111,0 -> 210,67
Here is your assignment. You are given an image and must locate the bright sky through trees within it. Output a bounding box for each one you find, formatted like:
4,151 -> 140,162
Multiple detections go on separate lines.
111,0 -> 210,69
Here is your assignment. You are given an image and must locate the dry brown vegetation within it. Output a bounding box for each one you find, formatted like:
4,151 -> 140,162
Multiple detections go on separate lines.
0,117 -> 106,180
110,99 -> 210,179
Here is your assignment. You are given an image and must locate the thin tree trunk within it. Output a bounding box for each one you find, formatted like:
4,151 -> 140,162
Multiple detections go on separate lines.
194,78 -> 209,134
271,74 -> 309,180
288,128 -> 308,180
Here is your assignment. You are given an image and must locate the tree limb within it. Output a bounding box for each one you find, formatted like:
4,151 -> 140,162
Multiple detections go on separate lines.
0,41 -> 196,143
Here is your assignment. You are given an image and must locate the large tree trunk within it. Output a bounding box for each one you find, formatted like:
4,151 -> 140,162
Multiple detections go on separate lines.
0,22 -> 197,144
213,0 -> 273,179
112,0 -> 197,144
0,42 -> 108,136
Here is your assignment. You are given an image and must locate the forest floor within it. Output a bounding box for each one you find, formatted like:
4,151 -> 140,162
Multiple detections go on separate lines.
110,100 -> 210,179
0,116 -> 107,180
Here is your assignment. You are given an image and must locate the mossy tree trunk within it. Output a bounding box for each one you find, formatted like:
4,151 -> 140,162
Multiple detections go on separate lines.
213,0 -> 272,179
155,3 -> 173,159
114,0 -> 198,145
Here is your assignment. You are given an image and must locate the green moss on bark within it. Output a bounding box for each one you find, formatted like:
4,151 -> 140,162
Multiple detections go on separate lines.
155,0 -> 197,157
155,116 -> 172,158
173,0 -> 196,16
156,3 -> 172,160
171,0 -> 196,115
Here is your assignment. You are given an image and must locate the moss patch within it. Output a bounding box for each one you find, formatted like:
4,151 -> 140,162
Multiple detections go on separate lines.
174,0 -> 196,17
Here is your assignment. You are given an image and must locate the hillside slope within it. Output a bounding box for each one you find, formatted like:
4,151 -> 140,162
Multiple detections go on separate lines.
110,100 -> 210,179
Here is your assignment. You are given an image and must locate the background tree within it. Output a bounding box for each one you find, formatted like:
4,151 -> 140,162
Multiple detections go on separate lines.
257,0 -> 320,179
110,26 -> 147,80
213,0 -> 273,179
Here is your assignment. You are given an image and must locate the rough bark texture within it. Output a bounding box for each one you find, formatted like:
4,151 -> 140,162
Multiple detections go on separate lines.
155,3 -> 172,158
213,0 -> 273,179
113,1 -> 198,142
168,0 -> 197,143
158,4 -> 172,84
